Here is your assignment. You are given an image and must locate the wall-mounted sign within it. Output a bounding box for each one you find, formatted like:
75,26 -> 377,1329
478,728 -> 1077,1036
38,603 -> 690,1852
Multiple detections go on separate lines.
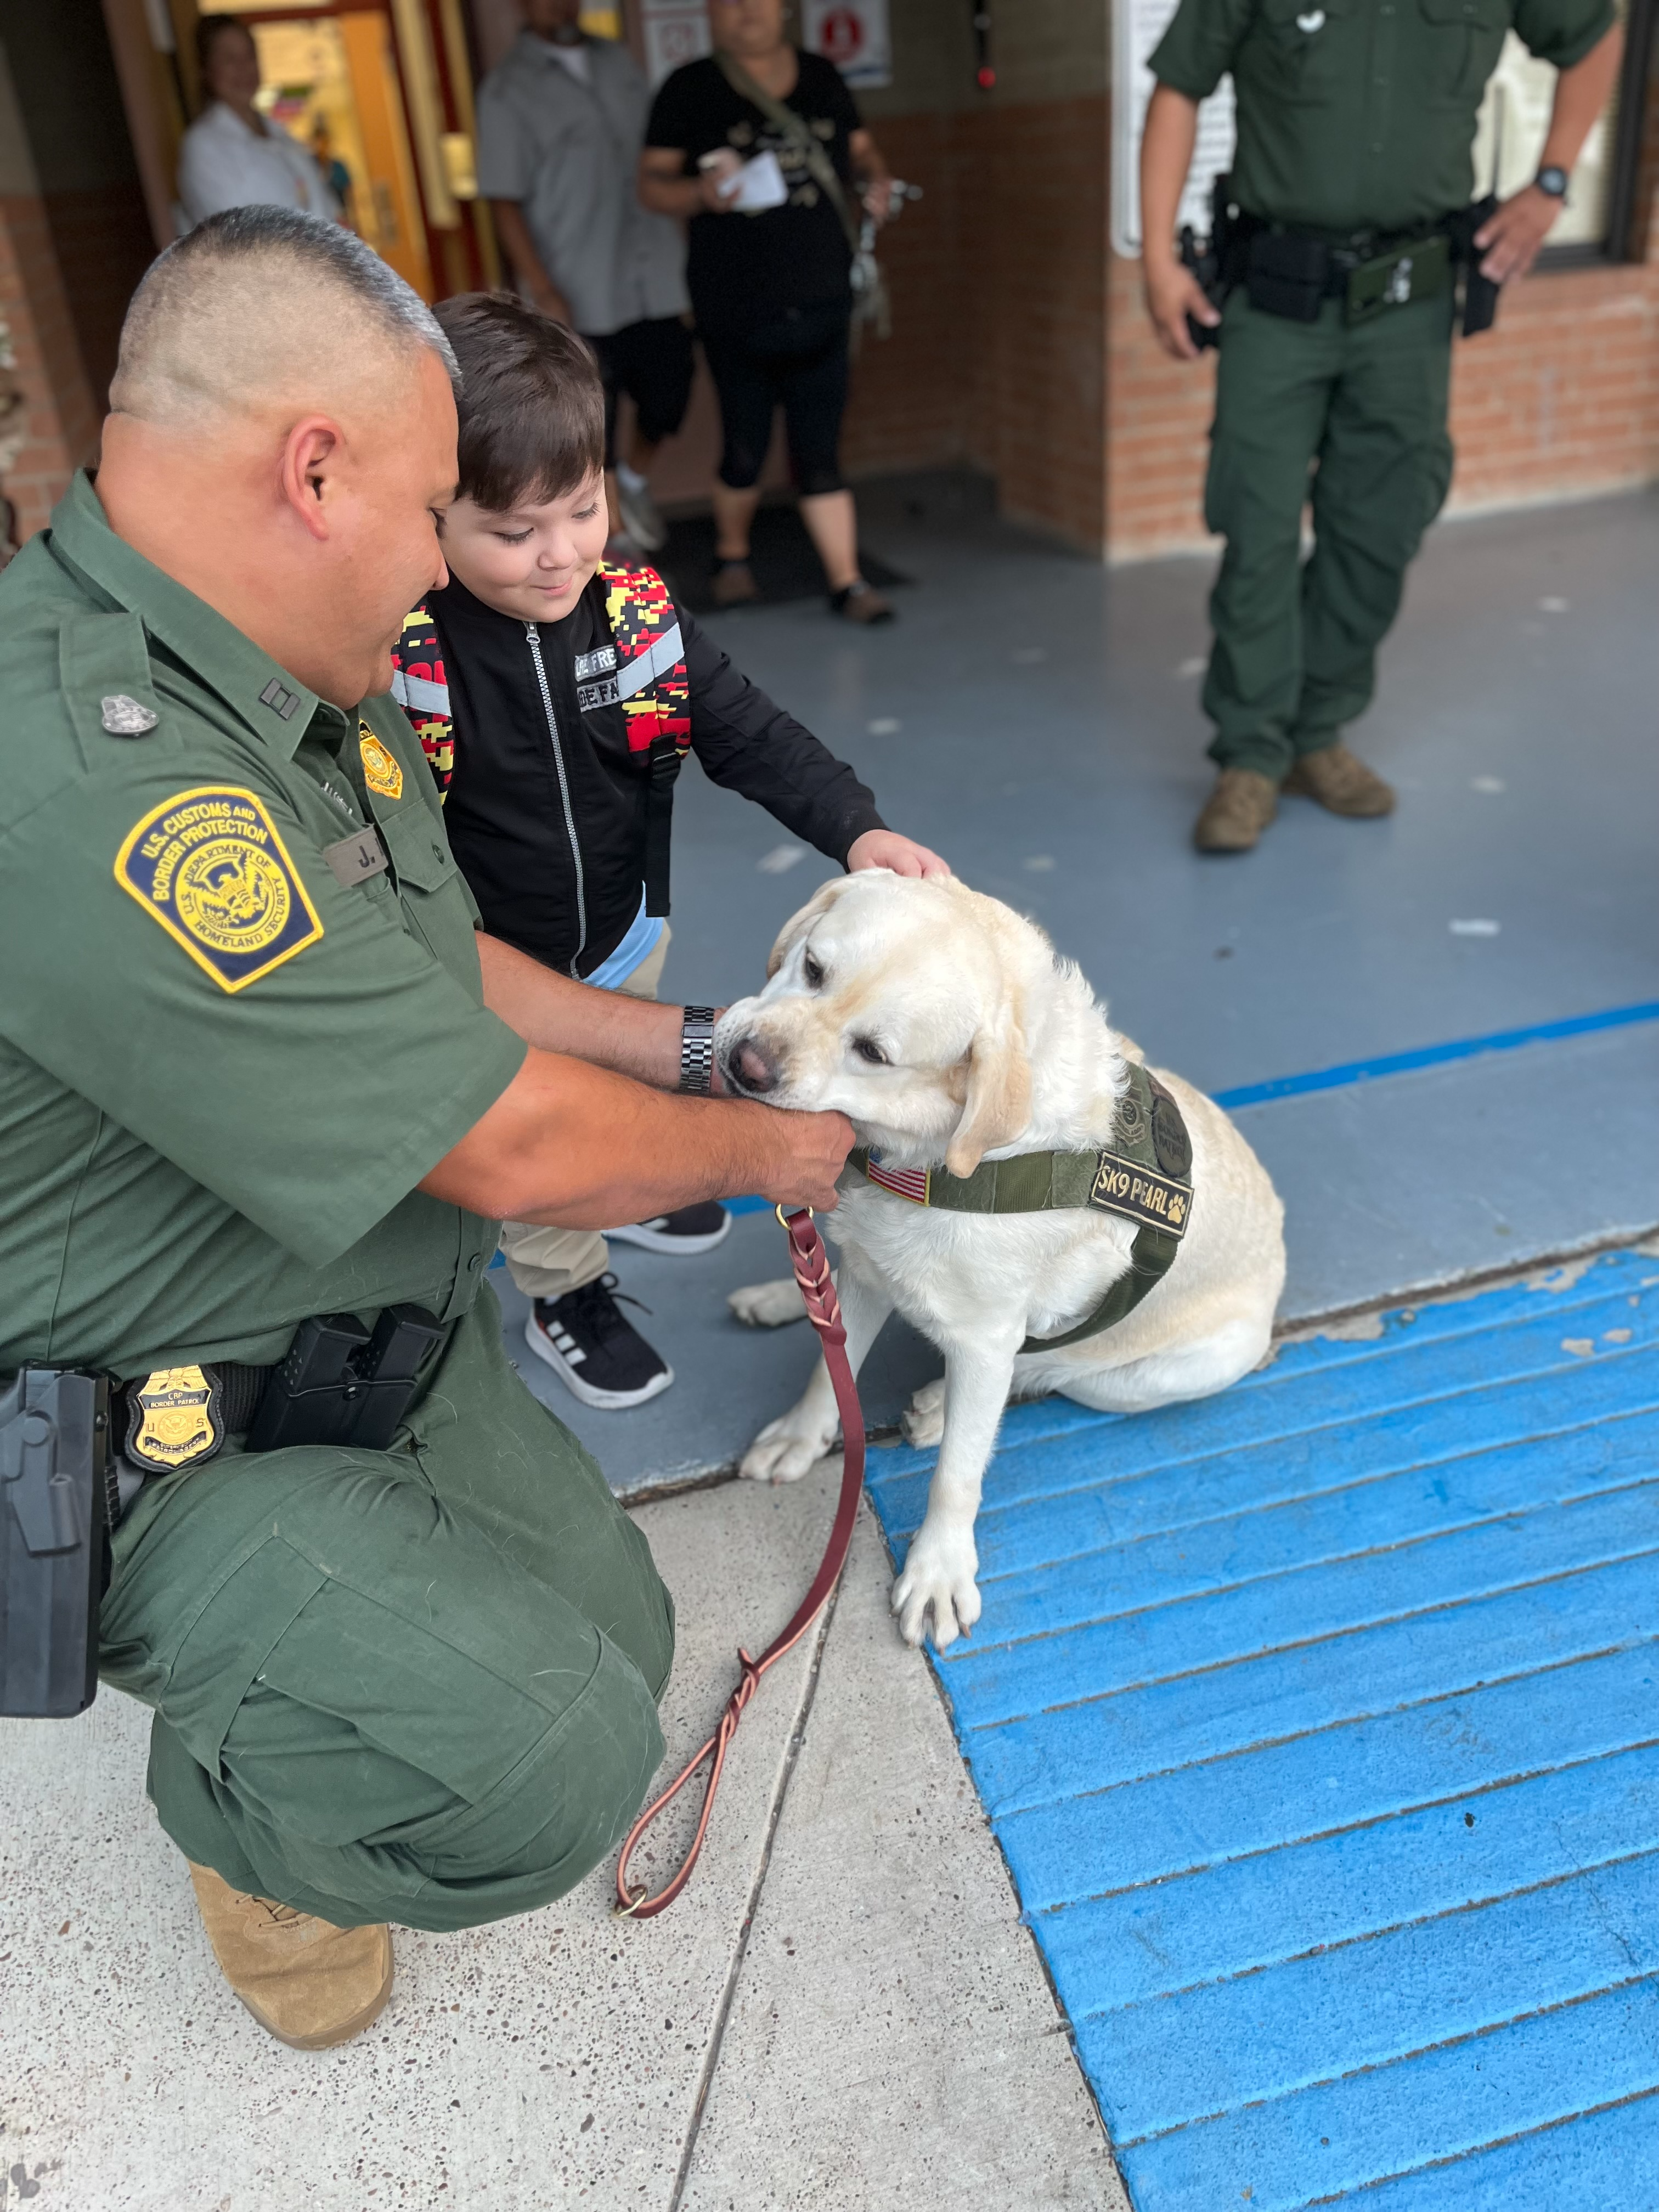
802,0 -> 892,88
641,0 -> 710,87
1111,0 -> 1234,257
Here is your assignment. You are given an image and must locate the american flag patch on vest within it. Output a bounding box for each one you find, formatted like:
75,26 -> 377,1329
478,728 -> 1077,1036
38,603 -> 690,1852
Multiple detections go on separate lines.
866,1156 -> 932,1205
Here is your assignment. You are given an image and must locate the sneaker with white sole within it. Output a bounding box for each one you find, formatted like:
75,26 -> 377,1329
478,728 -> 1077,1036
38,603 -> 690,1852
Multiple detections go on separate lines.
607,1201 -> 732,1256
616,476 -> 668,552
524,1276 -> 673,1409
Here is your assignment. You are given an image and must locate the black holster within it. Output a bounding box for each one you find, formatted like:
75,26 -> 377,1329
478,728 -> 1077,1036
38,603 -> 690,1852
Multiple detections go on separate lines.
1445,194 -> 1502,336
1,1367 -> 113,1718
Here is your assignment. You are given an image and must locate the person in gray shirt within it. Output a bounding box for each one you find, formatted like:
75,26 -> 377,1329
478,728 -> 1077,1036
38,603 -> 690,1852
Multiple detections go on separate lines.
478,0 -> 692,555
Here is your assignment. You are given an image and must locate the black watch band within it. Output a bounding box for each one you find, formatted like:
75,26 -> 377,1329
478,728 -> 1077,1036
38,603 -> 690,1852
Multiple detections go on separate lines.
1535,164 -> 1569,200
679,1006 -> 716,1094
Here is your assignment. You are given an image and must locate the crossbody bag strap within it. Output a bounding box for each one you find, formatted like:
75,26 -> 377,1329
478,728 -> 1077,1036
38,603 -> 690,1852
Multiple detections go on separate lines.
713,48 -> 862,260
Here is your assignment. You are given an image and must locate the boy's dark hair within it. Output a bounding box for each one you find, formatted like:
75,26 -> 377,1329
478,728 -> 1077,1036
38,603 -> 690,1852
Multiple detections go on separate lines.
434,294 -> 606,513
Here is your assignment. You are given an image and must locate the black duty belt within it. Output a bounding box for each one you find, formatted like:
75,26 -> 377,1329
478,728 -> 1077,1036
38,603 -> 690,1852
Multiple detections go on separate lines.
112,1304 -> 448,1486
845,1063 -> 1193,1355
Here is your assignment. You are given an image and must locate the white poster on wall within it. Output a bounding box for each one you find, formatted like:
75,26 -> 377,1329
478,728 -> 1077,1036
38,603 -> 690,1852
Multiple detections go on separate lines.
802,0 -> 892,88
1111,0 -> 1235,257
641,0 -> 710,87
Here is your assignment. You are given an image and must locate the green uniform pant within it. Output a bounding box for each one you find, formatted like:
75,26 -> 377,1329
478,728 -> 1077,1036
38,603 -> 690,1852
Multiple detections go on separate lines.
98,1286 -> 673,1932
1203,285 -> 1455,779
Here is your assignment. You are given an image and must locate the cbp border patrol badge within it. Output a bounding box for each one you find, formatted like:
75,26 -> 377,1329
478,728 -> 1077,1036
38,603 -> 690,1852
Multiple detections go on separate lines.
115,785 -> 323,993
358,722 -> 404,800
123,1364 -> 224,1472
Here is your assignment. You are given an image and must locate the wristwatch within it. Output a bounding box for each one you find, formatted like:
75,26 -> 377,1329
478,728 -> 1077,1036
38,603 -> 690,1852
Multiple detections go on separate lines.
679,1006 -> 716,1094
1534,165 -> 1570,200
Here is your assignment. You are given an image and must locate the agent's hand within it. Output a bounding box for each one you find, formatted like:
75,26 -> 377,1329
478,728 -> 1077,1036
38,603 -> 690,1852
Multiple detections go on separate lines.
697,148 -> 744,212
752,1107 -> 856,1212
1474,184 -> 1560,283
1144,255 -> 1220,362
847,829 -> 952,879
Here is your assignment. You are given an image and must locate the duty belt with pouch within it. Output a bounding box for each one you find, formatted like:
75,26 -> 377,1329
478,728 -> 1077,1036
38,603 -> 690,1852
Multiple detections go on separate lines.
847,1062 -> 1194,1355
1,1304 -> 445,1720
1225,193 -> 1498,337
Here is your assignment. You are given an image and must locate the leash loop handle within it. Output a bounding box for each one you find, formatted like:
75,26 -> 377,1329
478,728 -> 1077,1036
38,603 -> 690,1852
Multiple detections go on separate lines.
614,1205 -> 865,1920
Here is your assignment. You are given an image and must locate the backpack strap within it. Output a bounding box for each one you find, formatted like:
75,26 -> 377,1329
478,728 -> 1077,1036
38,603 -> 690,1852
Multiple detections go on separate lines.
600,562 -> 691,916
390,601 -> 454,795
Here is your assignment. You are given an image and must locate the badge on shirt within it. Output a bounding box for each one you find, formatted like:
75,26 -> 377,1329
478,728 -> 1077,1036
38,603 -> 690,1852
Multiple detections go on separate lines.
115,785 -> 323,993
359,722 -> 404,800
123,1364 -> 224,1473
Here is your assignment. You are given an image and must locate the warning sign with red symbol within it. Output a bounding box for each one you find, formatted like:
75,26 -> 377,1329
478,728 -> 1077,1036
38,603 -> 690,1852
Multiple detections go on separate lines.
802,0 -> 890,87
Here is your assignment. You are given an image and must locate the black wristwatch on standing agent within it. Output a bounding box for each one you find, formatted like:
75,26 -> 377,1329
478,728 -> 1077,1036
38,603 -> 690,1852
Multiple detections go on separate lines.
679,1006 -> 716,1094
1534,165 -> 1569,201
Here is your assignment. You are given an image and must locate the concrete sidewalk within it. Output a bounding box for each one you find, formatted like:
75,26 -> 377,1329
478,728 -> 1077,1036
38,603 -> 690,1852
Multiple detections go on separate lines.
0,1462 -> 1124,2212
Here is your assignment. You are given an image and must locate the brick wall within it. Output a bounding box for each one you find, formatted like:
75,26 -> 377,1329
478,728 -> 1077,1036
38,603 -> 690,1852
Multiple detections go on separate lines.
0,193 -> 100,545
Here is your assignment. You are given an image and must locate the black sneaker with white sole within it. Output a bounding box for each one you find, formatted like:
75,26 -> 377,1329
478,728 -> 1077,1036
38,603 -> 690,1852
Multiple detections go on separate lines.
606,1201 -> 732,1257
524,1276 -> 673,1409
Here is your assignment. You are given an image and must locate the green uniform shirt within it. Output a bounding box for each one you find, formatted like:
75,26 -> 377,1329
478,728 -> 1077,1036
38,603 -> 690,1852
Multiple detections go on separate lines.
1150,0 -> 1615,234
0,472 -> 528,1378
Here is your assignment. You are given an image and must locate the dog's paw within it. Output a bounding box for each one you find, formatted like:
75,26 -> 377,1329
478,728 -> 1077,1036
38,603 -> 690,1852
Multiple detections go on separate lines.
740,1408 -> 840,1485
727,1278 -> 809,1329
900,1378 -> 946,1448
891,1527 -> 981,1650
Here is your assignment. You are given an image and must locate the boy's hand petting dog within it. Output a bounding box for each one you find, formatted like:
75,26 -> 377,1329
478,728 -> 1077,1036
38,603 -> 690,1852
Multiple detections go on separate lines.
846,830 -> 951,879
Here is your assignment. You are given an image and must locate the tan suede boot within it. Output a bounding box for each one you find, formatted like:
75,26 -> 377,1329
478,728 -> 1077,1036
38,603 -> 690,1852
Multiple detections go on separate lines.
188,1862 -> 393,2050
1193,768 -> 1279,853
1282,744 -> 1396,817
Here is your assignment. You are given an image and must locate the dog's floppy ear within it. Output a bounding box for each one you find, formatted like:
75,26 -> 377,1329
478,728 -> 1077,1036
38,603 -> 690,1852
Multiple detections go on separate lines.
766,874 -> 856,980
945,997 -> 1031,1177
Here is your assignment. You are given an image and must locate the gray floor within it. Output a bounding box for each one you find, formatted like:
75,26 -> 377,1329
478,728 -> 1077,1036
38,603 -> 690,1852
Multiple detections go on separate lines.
529,478 -> 1659,1491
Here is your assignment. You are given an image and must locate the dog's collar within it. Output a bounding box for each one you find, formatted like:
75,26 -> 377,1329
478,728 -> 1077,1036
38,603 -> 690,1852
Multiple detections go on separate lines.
844,1063 -> 1194,1355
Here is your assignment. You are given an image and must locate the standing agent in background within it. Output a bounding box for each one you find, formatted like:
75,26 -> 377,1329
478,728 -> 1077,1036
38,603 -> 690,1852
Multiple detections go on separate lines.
1141,0 -> 1623,853
178,16 -> 340,230
479,0 -> 693,557
640,0 -> 896,621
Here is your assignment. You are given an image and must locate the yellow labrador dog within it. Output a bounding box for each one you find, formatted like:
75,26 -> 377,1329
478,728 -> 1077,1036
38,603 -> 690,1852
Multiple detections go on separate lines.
717,871 -> 1285,1650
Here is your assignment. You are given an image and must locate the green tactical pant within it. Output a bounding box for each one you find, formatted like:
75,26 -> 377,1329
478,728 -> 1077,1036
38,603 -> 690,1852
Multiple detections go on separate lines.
99,1286 -> 673,1932
1203,284 -> 1455,779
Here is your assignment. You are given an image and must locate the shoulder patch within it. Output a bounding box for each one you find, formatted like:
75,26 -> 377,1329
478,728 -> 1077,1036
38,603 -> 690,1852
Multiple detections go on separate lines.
359,721 -> 404,800
115,786 -> 323,994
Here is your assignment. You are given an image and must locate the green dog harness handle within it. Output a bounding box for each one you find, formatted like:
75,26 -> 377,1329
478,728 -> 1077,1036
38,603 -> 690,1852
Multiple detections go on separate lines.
847,1063 -> 1194,1354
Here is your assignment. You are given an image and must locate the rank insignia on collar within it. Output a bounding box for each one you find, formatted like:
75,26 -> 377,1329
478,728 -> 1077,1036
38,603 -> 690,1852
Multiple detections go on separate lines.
100,693 -> 157,736
359,722 -> 404,800
123,1365 -> 224,1473
1087,1151 -> 1193,1238
115,786 -> 323,994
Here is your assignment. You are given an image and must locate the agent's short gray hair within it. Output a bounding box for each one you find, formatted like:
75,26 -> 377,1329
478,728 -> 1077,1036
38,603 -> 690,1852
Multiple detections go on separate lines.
111,205 -> 460,426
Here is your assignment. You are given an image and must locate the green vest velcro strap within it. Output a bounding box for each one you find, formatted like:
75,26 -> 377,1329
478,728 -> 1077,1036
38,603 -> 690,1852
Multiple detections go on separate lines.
846,1063 -> 1195,1355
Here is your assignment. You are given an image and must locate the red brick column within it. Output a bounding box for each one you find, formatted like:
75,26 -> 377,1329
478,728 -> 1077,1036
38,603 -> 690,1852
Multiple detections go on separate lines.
0,191 -> 100,544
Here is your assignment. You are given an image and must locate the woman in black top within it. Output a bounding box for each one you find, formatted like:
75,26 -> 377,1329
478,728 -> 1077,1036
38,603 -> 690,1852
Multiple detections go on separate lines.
640,0 -> 896,621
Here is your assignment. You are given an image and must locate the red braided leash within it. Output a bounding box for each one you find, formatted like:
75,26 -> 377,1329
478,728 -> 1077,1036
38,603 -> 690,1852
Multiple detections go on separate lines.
614,1205 -> 866,1920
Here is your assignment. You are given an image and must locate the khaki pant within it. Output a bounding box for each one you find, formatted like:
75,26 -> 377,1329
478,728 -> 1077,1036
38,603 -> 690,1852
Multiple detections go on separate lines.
500,928 -> 670,1303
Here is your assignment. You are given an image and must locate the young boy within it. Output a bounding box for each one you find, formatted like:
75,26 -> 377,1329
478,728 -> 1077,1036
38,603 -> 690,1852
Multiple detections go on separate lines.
394,293 -> 947,1410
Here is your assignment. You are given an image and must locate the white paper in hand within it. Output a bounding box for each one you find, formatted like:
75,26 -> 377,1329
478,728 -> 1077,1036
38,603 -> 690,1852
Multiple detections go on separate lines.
724,150 -> 789,211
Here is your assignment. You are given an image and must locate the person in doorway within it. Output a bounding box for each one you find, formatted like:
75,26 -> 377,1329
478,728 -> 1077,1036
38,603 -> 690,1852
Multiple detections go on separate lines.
392,294 -> 949,1410
0,207 -> 853,2049
177,16 -> 339,230
1140,0 -> 1623,852
478,0 -> 692,558
639,0 -> 896,619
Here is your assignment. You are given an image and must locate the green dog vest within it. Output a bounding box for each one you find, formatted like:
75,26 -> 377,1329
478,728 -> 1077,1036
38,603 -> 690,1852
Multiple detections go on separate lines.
847,1063 -> 1195,1355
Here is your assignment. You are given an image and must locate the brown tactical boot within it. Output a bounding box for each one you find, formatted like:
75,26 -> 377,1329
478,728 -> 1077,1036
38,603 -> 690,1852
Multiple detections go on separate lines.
1282,743 -> 1396,817
188,1862 -> 393,2050
1193,768 -> 1279,853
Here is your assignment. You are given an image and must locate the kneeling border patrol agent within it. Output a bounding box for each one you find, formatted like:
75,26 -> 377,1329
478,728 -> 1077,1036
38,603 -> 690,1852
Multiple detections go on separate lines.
1138,0 -> 1625,852
0,205 -> 852,2051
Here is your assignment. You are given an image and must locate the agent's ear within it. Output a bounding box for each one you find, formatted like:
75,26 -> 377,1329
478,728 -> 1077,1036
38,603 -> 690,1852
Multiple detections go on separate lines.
766,874 -> 855,980
945,1000 -> 1031,1176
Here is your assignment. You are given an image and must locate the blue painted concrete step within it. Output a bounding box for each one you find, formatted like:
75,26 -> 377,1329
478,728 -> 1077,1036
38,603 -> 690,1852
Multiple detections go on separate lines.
864,1251 -> 1659,2207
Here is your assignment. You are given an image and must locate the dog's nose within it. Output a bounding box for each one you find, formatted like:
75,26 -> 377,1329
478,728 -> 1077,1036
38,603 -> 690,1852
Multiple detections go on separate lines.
730,1036 -> 781,1094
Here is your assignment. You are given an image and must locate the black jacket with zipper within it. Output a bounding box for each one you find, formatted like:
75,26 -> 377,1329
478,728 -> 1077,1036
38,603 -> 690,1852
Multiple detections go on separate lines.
431,570 -> 885,978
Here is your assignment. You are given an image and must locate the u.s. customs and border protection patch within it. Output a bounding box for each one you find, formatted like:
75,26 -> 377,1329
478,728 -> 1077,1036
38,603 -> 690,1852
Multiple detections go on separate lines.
358,721 -> 404,800
115,786 -> 323,992
123,1364 -> 224,1473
